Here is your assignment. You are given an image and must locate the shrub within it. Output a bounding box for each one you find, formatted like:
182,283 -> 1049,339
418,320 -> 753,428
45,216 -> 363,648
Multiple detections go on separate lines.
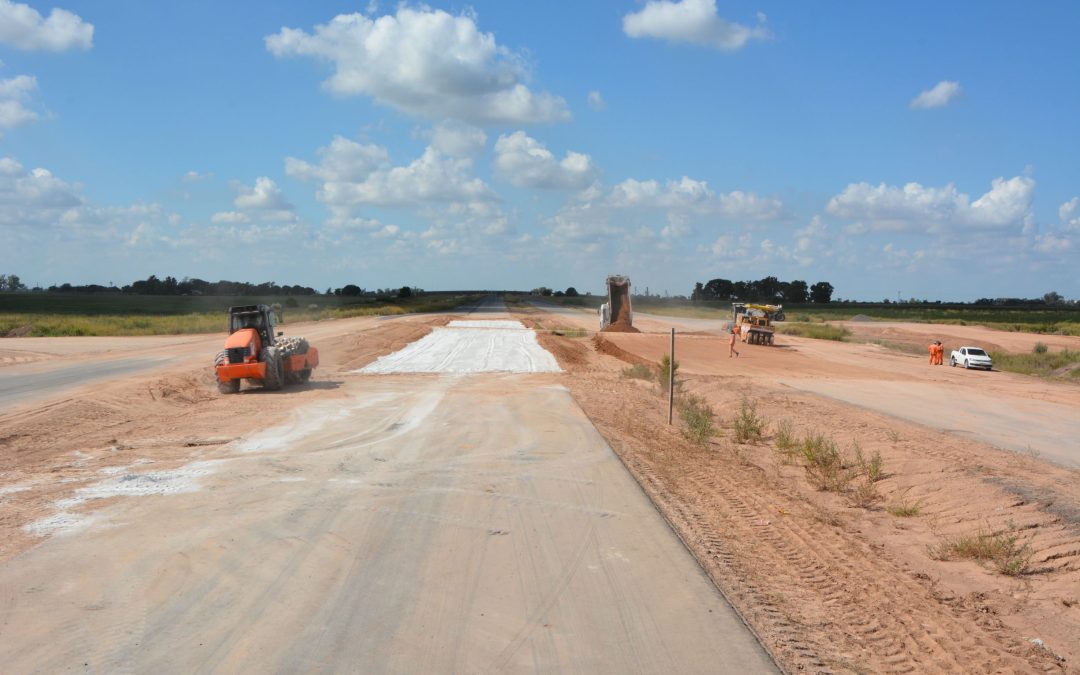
733,396 -> 767,444
659,355 -> 679,391
678,394 -> 716,446
849,476 -> 880,508
621,363 -> 654,381
772,419 -> 797,458
1033,341 -> 1048,354
928,523 -> 1032,576
800,432 -> 852,492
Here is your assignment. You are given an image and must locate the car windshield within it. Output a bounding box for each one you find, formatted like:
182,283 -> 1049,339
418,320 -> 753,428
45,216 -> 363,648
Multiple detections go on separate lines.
967,348 -> 987,356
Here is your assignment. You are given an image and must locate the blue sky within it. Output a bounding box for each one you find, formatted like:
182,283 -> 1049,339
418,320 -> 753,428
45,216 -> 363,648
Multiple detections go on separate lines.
1,0 -> 1077,300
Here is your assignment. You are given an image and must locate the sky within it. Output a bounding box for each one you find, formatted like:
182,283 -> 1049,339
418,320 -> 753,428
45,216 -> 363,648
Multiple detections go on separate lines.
1,0 -> 1078,300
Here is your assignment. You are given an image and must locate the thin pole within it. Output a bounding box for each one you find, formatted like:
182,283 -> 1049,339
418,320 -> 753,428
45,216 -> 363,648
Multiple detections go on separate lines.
668,327 -> 675,425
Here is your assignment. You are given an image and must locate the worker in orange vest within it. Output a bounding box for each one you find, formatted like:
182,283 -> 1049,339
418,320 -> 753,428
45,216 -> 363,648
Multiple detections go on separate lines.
934,341 -> 944,365
928,341 -> 936,365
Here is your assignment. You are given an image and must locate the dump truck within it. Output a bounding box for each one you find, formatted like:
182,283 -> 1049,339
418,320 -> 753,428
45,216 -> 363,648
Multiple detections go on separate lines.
732,303 -> 785,345
213,304 -> 319,393
599,275 -> 633,331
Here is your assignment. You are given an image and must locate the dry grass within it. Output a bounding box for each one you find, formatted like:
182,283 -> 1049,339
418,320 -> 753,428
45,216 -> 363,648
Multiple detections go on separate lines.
732,396 -> 767,444
887,489 -> 924,517
678,393 -> 717,446
799,432 -> 852,492
928,524 -> 1033,576
621,363 -> 654,381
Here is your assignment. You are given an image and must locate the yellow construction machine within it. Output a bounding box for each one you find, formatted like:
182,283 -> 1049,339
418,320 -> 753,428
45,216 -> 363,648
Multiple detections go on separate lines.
732,303 -> 785,345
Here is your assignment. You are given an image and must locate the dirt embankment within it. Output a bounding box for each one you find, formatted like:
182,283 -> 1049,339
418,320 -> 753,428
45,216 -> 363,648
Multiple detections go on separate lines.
0,317 -> 444,563
523,308 -> 1079,672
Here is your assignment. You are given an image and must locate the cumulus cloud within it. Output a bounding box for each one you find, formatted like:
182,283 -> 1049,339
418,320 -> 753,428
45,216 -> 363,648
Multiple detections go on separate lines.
265,6 -> 569,125
0,0 -> 93,51
210,211 -> 249,224
288,136 -> 495,212
0,156 -> 82,221
587,90 -> 606,111
493,131 -> 597,190
426,121 -> 487,157
0,74 -> 38,128
606,177 -> 782,219
623,0 -> 769,51
1059,198 -> 1079,231
826,176 -> 1034,233
909,80 -> 962,109
234,176 -> 293,211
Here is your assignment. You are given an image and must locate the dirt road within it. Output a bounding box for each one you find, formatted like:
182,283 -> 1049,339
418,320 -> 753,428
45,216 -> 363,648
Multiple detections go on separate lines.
0,303 -> 776,672
529,303 -> 1080,469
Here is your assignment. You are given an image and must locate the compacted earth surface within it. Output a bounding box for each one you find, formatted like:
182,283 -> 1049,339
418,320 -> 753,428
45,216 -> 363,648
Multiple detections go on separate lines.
1,298 -> 1078,672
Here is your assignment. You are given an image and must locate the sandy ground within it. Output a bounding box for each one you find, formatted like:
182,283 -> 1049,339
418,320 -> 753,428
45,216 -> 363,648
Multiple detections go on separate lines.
515,302 -> 1080,672
0,302 -> 775,672
3,298 -> 1079,672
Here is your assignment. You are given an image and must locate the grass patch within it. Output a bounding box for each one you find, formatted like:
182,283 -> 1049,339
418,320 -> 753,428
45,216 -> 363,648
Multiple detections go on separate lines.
732,396 -> 767,444
799,433 -> 852,492
990,348 -> 1080,378
928,524 -> 1032,576
658,355 -> 679,391
678,393 -> 717,446
621,363 -> 654,381
773,419 -> 797,451
0,293 -> 482,336
775,323 -> 851,341
887,490 -> 924,517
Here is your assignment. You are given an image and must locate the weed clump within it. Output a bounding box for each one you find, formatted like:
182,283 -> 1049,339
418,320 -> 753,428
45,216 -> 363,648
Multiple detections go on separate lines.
733,396 -> 767,444
799,433 -> 851,492
678,393 -> 716,446
621,363 -> 654,381
887,497 -> 924,517
658,355 -> 679,391
1033,341 -> 1048,354
928,523 -> 1032,576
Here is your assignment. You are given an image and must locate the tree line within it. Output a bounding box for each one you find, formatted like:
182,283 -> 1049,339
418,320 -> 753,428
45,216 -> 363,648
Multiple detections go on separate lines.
40,275 -> 321,296
691,276 -> 834,304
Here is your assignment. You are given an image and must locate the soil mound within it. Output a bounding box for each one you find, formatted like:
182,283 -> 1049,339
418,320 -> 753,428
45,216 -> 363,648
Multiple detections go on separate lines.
537,333 -> 589,371
602,322 -> 640,333
850,314 -> 873,322
591,335 -> 653,366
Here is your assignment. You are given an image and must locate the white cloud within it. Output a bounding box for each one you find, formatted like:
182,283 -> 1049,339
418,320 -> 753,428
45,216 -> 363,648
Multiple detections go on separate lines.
587,90 -> 606,111
826,176 -> 1034,232
606,177 -> 782,219
426,121 -> 487,157
265,6 -> 569,125
623,0 -> 770,51
210,211 -> 249,224
288,136 -> 495,211
1059,198 -> 1079,231
493,131 -> 597,190
181,170 -> 213,183
909,80 -> 962,110
0,74 -> 38,128
234,176 -> 293,212
1033,232 -> 1071,253
0,0 -> 93,51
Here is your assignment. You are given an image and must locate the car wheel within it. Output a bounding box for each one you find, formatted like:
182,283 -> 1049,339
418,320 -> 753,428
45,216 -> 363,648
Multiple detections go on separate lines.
949,357 -> 956,367
963,359 -> 970,369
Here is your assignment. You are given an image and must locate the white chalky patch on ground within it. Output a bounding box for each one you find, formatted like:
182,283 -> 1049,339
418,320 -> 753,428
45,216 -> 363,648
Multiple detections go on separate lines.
24,460 -> 224,536
360,321 -> 560,374
447,320 -> 528,329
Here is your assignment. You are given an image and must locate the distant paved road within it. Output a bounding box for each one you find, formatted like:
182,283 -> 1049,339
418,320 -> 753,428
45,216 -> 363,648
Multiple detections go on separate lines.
0,357 -> 172,409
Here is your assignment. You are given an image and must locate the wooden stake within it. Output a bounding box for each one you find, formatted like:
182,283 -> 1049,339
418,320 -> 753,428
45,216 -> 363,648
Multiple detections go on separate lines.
668,327 -> 675,425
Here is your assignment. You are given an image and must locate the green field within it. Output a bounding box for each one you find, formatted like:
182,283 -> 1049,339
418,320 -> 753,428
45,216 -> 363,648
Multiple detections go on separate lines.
0,292 -> 482,337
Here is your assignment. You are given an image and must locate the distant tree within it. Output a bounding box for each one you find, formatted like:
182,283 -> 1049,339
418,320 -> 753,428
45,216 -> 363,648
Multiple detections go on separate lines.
1043,291 -> 1064,305
2,274 -> 25,291
691,282 -> 705,301
565,287 -> 579,297
553,290 -> 565,297
398,286 -> 412,298
810,281 -> 834,303
339,284 -> 363,296
784,280 -> 809,303
541,287 -> 552,297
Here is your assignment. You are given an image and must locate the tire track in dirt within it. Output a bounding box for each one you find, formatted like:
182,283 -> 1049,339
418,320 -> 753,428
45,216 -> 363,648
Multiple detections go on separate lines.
561,371 -> 1064,673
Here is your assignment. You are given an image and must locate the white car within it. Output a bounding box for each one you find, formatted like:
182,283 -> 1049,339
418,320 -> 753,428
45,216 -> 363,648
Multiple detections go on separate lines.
950,346 -> 993,370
